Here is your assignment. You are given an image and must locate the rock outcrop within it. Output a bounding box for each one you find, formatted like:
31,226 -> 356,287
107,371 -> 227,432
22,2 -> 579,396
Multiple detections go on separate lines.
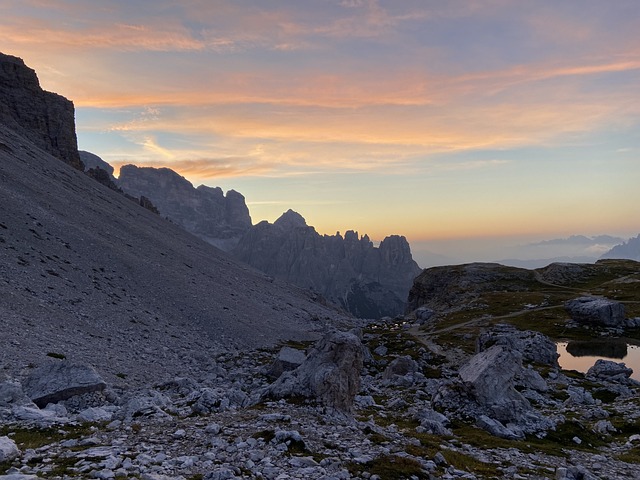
477,324 -> 559,366
565,296 -> 626,327
0,437 -> 20,464
0,52 -> 82,170
586,360 -> 633,383
80,150 -> 116,180
23,362 -> 107,408
263,330 -> 364,411
407,262 -> 535,312
233,210 -> 422,318
118,164 -> 252,250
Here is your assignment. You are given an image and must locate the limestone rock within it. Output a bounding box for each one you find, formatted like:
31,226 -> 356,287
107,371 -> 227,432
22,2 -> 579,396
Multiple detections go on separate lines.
565,296 -> 626,327
586,359 -> 633,382
265,347 -> 307,379
0,381 -> 33,408
458,345 -> 531,423
233,211 -> 422,318
382,355 -> 421,386
264,331 -> 364,411
477,325 -> 559,366
0,475 -> 40,480
118,165 -> 252,251
23,362 -> 107,408
80,150 -> 115,179
0,52 -> 82,170
0,436 -> 20,463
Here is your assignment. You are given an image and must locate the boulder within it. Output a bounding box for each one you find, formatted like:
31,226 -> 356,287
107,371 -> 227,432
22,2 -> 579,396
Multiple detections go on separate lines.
383,356 -> 420,379
414,306 -> 435,324
565,296 -> 625,327
586,359 -> 633,382
0,436 -> 20,463
77,406 -> 114,423
477,324 -> 559,366
0,381 -> 33,407
476,415 -> 523,440
265,347 -> 306,379
117,390 -> 173,420
23,362 -> 106,408
459,345 -> 530,423
0,475 -> 40,480
263,330 -> 364,412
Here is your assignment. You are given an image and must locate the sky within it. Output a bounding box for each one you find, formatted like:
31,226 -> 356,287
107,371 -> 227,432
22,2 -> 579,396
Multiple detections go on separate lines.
1,0 -> 639,266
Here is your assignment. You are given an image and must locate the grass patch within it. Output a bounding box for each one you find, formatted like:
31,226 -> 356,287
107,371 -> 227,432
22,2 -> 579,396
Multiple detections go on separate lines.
252,429 -> 275,442
0,424 -> 91,450
349,454 -> 429,480
618,446 -> 640,464
591,388 -> 620,403
442,450 -> 500,476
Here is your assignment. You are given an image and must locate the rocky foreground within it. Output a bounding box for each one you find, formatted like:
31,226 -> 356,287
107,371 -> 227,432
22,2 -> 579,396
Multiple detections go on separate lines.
1,319 -> 639,480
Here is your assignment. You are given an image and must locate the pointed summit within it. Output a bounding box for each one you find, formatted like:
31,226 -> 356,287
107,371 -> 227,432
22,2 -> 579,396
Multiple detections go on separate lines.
273,209 -> 308,230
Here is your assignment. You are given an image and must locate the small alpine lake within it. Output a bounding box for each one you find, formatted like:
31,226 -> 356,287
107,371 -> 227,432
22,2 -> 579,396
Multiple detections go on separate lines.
557,339 -> 640,381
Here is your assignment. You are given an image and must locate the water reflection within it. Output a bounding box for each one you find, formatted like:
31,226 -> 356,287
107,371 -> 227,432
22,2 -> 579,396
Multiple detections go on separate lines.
565,340 -> 627,359
556,340 -> 640,382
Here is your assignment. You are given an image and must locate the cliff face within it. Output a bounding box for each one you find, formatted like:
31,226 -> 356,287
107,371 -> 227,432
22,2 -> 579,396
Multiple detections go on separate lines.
233,210 -> 422,318
0,52 -> 82,170
117,164 -> 252,250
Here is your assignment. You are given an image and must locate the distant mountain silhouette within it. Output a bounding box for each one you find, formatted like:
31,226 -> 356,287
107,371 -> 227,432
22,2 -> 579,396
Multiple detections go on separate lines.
601,234 -> 640,261
233,210 -> 423,318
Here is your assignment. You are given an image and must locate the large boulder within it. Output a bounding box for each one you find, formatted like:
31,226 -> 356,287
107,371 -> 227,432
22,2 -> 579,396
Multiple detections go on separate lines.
477,325 -> 559,366
265,346 -> 307,379
0,436 -> 20,463
565,296 -> 625,327
0,381 -> 33,408
23,362 -> 106,408
263,331 -> 364,412
458,345 -> 531,423
586,359 -> 633,383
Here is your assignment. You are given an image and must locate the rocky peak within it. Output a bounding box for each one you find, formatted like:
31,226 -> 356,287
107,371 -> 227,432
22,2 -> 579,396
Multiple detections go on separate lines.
0,52 -> 82,170
273,209 -> 308,230
80,150 -> 115,179
379,235 -> 414,266
117,164 -> 252,251
233,214 -> 422,318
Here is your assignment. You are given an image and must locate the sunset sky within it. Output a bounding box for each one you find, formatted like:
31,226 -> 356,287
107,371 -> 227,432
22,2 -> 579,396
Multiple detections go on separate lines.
2,0 -> 639,265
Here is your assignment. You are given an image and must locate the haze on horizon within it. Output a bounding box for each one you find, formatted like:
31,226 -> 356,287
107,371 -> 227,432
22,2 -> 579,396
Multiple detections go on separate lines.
1,0 -> 639,264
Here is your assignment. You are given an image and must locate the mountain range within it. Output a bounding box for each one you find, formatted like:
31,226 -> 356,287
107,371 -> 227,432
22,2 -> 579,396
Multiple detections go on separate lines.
0,51 -> 351,385
108,161 -> 422,318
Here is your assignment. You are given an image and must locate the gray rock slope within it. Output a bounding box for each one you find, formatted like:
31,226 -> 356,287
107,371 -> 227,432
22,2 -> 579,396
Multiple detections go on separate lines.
233,210 -> 422,318
118,164 -> 252,251
0,122 -> 352,386
0,52 -> 82,171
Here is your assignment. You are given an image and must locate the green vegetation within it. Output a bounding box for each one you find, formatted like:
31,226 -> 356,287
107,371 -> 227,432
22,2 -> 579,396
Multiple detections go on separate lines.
412,260 -> 640,349
348,454 -> 429,480
46,351 -> 66,359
